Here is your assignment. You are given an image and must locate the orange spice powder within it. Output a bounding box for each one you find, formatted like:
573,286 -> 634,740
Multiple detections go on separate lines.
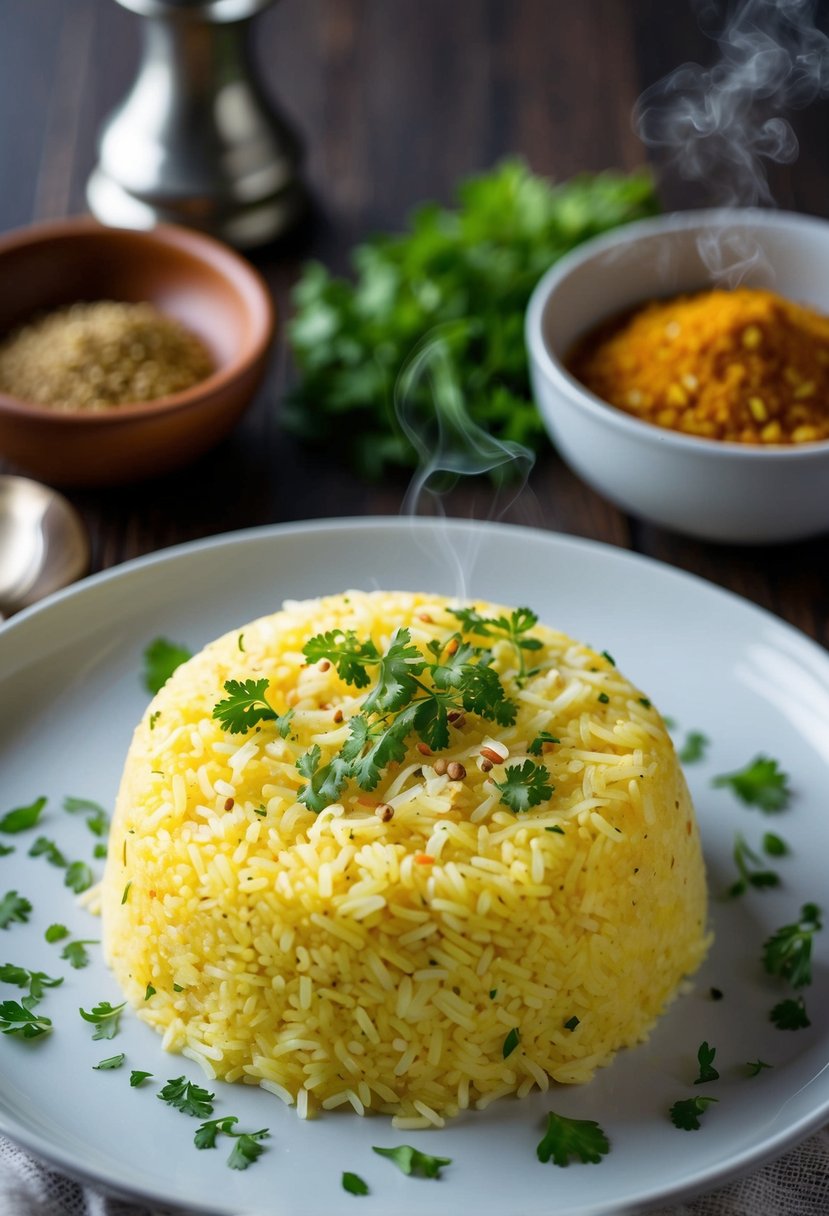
567,287 -> 829,444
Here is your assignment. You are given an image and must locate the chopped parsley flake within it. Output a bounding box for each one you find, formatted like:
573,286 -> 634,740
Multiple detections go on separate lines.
670,1096 -> 718,1130
564,1016 -> 580,1031
0,963 -> 62,1006
45,923 -> 69,943
712,755 -> 791,812
0,1000 -> 52,1038
770,995 -> 811,1030
63,796 -> 109,837
528,731 -> 560,756
763,903 -> 822,988
130,1070 -> 153,1087
0,892 -> 32,930
536,1111 -> 610,1166
597,692 -> 610,704
143,638 -> 192,695
0,797 -> 47,834
61,940 -> 98,969
65,861 -> 94,895
29,836 -> 67,867
79,1000 -> 126,1041
342,1171 -> 369,1195
93,1053 -> 125,1070
145,984 -> 156,1000
745,1059 -> 773,1076
678,731 -> 709,764
502,1027 -> 520,1057
373,1145 -> 452,1178
694,1041 -> 719,1084
158,1076 -> 215,1118
727,833 -> 781,899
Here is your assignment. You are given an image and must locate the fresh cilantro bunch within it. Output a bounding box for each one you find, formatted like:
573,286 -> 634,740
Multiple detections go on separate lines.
286,161 -> 658,477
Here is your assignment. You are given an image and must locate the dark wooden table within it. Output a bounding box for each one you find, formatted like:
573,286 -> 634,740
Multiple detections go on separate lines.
3,0 -> 829,644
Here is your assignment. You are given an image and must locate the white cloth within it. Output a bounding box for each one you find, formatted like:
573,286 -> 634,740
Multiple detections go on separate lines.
1,1126 -> 827,1215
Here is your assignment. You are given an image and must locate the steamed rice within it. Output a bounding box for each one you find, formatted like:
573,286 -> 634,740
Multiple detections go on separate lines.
101,590 -> 709,1124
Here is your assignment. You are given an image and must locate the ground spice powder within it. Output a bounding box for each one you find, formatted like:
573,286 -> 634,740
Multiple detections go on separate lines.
567,287 -> 829,444
0,300 -> 214,410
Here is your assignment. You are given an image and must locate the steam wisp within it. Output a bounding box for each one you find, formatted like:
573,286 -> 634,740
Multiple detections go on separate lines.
635,0 -> 829,208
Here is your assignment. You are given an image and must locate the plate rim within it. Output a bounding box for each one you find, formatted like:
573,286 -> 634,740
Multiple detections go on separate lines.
0,514 -> 827,1215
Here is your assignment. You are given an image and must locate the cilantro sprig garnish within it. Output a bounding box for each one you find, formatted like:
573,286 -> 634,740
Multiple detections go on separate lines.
215,621 -> 524,815
536,1111 -> 610,1166
63,796 -> 109,838
158,1076 -> 215,1118
713,755 -> 791,812
373,1145 -> 452,1179
60,940 -> 98,970
493,760 -> 553,813
763,903 -> 822,988
79,1000 -> 126,1041
449,606 -> 542,679
670,1096 -> 718,1130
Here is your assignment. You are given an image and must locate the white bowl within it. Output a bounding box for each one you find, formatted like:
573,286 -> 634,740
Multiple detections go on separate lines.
525,208 -> 829,544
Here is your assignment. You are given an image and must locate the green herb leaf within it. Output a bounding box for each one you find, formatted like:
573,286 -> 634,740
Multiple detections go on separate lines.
0,892 -> 32,930
763,832 -> 789,857
93,1053 -> 125,1070
303,630 -> 380,688
212,678 -> 278,735
61,940 -> 98,969
227,1132 -> 269,1170
0,797 -> 47,834
29,836 -> 67,867
727,833 -> 781,899
694,1041 -> 719,1084
536,1111 -> 610,1166
93,843 -> 108,859
0,999 -> 52,1038
143,638 -> 192,695
678,731 -> 710,764
145,984 -> 156,1000
194,1116 -> 238,1149
45,923 -> 69,943
157,1075 -> 215,1118
79,1000 -> 126,1040
670,1096 -> 718,1130
342,1171 -> 369,1196
763,903 -> 822,988
712,755 -> 791,812
0,963 -> 62,1006
493,760 -> 553,813
373,1145 -> 452,1179
745,1059 -> 773,1076
502,1027 -> 520,1057
770,996 -> 811,1030
361,629 -> 426,715
63,796 -> 109,837
130,1070 -> 153,1087
528,731 -> 560,756
65,861 -> 94,895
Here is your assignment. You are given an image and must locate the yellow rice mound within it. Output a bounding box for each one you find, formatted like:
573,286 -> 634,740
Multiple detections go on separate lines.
102,591 -> 709,1126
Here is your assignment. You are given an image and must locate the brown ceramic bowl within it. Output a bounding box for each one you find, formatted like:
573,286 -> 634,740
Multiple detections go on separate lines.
0,218 -> 274,487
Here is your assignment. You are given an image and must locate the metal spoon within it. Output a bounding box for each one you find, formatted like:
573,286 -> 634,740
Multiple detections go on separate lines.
0,476 -> 89,619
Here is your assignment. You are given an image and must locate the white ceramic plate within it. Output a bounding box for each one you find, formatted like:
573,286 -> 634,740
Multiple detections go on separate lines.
0,518 -> 826,1216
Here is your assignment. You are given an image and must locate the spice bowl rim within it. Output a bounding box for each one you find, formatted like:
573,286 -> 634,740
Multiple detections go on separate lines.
0,216 -> 275,425
526,205 -> 829,464
525,206 -> 829,543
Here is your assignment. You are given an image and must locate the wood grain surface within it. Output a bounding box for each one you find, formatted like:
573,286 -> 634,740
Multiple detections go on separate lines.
2,0 -> 829,645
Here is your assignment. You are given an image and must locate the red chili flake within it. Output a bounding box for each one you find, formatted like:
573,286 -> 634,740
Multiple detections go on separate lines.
224,797 -> 234,811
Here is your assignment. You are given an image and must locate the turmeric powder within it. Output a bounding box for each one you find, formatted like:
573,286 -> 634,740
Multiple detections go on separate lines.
567,287 -> 829,444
